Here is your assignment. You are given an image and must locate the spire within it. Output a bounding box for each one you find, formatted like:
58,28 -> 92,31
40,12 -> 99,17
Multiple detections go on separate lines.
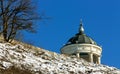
79,19 -> 84,34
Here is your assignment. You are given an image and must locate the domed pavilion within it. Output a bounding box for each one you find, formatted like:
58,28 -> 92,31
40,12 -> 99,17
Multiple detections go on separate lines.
61,21 -> 102,64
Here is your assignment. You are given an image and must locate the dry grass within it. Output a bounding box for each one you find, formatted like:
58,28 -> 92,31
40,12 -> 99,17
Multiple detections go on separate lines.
0,35 -> 43,52
0,66 -> 34,74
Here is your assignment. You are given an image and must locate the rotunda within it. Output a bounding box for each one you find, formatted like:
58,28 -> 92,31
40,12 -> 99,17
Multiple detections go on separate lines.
61,21 -> 102,64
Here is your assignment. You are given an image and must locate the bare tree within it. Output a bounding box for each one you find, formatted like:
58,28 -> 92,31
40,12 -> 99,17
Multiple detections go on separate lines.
0,0 -> 40,42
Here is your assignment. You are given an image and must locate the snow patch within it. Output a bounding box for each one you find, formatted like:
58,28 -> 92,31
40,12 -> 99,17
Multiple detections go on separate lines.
0,43 -> 119,74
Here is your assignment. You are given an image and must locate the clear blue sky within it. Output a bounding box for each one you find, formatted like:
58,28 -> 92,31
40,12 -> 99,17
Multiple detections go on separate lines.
24,0 -> 120,68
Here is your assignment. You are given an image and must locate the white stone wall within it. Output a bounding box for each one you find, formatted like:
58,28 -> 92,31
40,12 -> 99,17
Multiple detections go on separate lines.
61,44 -> 102,55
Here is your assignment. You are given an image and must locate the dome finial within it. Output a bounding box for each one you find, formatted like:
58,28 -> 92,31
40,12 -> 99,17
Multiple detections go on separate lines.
79,19 -> 84,34
80,19 -> 82,25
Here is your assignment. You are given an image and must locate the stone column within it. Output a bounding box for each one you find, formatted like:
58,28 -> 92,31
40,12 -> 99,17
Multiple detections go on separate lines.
89,53 -> 93,63
97,56 -> 101,64
76,52 -> 80,58
76,46 -> 80,58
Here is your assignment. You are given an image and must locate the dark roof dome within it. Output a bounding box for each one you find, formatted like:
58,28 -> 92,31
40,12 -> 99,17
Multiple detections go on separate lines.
66,33 -> 97,45
65,20 -> 97,46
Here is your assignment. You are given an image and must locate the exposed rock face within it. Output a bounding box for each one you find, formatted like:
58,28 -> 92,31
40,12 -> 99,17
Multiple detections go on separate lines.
0,42 -> 120,74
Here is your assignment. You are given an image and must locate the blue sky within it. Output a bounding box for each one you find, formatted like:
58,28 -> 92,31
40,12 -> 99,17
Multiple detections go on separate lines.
24,0 -> 120,68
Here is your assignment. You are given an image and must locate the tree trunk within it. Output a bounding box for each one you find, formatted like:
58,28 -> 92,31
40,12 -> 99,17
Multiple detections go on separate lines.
3,21 -> 8,42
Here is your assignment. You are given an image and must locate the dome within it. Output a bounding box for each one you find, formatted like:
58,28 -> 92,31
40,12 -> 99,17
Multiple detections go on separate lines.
65,21 -> 97,46
66,33 -> 97,45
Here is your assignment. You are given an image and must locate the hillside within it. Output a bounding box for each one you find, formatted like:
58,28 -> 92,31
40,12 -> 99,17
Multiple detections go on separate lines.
0,42 -> 120,74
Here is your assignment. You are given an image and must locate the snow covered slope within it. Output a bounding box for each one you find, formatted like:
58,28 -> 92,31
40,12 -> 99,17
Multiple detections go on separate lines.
0,42 -> 120,74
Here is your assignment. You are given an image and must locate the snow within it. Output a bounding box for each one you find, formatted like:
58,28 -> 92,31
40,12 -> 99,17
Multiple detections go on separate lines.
2,61 -> 12,69
0,42 -> 120,74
